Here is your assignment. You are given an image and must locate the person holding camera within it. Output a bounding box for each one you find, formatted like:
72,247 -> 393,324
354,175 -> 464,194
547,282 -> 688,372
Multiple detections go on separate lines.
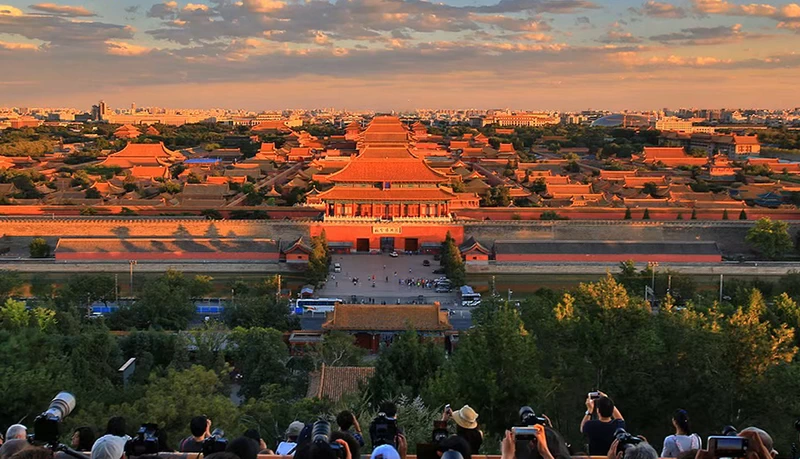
661,410 -> 701,458
336,412 -> 365,448
369,402 -> 404,449
442,405 -> 483,455
501,425 -> 553,459
179,416 -> 212,452
581,392 -> 625,456
277,421 -> 306,456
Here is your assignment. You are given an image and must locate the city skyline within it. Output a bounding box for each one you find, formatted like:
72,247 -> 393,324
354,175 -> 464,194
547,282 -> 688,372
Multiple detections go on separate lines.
1,0 -> 800,110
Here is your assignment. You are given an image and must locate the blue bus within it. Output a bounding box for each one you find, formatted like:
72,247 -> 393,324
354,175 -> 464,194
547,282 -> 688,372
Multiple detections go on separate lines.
292,298 -> 343,314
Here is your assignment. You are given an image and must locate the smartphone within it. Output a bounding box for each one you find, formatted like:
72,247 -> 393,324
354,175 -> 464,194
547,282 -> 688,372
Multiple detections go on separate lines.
708,436 -> 749,457
512,426 -> 538,441
588,392 -> 601,400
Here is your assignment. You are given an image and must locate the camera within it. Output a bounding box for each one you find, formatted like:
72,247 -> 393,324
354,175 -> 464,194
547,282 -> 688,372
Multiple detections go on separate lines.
312,420 -> 346,459
722,426 -> 739,437
519,407 -> 548,427
125,424 -> 160,456
371,413 -> 398,448
708,436 -> 749,458
202,429 -> 228,456
614,428 -> 643,454
432,420 -> 448,444
31,392 -> 76,446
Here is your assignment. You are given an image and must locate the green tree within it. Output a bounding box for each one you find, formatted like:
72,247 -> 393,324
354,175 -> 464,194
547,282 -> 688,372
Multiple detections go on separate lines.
369,329 -> 446,405
228,327 -> 293,400
307,232 -> 331,285
113,270 -> 196,330
691,208 -> 697,220
0,270 -> 23,301
642,182 -> 658,197
307,331 -> 368,369
427,302 -> 543,436
29,237 -> 51,258
441,232 -> 466,287
0,298 -> 30,329
722,209 -> 729,220
223,287 -> 298,331
642,208 -> 650,220
740,209 -> 748,220
624,207 -> 632,220
746,217 -> 793,259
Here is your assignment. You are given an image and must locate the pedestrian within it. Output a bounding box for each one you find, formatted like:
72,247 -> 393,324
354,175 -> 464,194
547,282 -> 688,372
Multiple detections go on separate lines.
383,265 -> 386,270
394,271 -> 397,276
336,281 -> 338,287
386,276 -> 389,282
408,268 -> 412,273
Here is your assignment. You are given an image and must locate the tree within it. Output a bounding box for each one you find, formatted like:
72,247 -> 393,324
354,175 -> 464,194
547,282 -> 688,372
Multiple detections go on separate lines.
369,329 -> 446,405
426,302 -> 543,435
222,283 -> 298,331
722,209 -> 729,220
307,331 -> 367,369
228,327 -> 293,400
624,208 -> 632,220
691,208 -> 697,220
642,208 -> 650,220
441,232 -> 466,287
29,238 -> 51,258
0,298 -> 30,329
307,232 -> 331,285
201,209 -> 223,220
642,182 -> 658,197
746,217 -> 793,259
740,209 -> 748,220
0,270 -> 23,301
113,270 -> 196,330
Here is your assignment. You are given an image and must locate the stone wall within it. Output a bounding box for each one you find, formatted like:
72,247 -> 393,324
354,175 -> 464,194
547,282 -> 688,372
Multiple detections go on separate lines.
464,221 -> 800,256
0,217 -> 310,240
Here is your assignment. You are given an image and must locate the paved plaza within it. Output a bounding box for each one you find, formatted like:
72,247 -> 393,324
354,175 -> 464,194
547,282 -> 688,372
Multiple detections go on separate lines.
315,253 -> 461,307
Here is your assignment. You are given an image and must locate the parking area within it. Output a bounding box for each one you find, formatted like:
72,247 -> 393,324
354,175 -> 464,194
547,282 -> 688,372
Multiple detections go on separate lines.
315,253 -> 460,307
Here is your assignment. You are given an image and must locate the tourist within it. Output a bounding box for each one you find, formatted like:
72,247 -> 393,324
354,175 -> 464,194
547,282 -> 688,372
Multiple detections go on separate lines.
105,417 -> 127,438
72,427 -> 96,452
336,411 -> 365,447
443,405 -> 483,455
226,437 -> 260,459
0,440 -> 31,459
276,421 -> 305,456
243,429 -> 272,454
501,426 -> 555,459
3,427 -> 25,442
580,392 -> 625,455
91,435 -> 127,459
661,410 -> 701,457
608,439 -> 658,459
179,415 -> 211,452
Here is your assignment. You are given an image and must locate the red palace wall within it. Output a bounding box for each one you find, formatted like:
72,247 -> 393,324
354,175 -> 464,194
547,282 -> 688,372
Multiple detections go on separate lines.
56,252 -> 280,261
311,223 -> 464,251
495,254 -> 722,263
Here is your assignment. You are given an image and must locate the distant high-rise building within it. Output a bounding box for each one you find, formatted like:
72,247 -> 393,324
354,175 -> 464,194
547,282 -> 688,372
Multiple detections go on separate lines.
98,100 -> 108,120
131,102 -> 136,113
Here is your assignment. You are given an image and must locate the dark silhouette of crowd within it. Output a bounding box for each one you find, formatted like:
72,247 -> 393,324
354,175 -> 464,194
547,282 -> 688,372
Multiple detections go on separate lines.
0,393 -> 786,459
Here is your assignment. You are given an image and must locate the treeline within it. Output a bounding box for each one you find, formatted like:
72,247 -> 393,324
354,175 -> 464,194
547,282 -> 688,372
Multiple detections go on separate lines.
3,268 -> 800,455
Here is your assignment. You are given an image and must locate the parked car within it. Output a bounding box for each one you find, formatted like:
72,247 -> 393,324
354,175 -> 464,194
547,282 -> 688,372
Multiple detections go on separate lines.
433,268 -> 445,274
433,254 -> 441,261
333,262 -> 341,273
422,260 -> 430,267
389,251 -> 399,257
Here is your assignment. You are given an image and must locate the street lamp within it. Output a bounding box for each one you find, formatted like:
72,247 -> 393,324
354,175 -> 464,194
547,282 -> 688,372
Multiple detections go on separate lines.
647,261 -> 659,293
128,260 -> 137,296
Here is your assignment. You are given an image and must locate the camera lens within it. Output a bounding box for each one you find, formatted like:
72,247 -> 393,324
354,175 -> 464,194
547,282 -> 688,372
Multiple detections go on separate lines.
46,392 -> 76,420
312,420 -> 331,443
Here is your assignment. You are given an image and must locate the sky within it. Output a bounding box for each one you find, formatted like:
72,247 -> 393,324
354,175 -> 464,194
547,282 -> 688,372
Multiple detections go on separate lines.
0,0 -> 799,111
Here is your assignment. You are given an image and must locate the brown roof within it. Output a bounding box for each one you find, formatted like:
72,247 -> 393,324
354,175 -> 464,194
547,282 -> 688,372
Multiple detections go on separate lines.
327,158 -> 448,183
114,142 -> 183,160
317,186 -> 455,201
306,365 -> 375,401
323,304 -> 452,331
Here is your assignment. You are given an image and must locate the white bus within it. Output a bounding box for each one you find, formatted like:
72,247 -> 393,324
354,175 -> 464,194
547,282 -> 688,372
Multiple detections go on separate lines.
459,286 -> 481,307
294,298 -> 343,314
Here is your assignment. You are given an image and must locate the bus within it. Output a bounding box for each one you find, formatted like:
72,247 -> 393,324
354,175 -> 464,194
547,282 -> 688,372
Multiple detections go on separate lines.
293,298 -> 343,314
459,286 -> 481,307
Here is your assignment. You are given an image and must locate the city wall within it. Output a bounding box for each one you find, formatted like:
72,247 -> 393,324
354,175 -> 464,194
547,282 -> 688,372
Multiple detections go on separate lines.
2,218 -> 799,257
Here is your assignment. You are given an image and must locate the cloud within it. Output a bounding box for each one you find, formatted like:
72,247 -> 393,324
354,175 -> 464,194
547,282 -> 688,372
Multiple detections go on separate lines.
472,0 -> 599,14
598,22 -> 642,43
690,0 -> 800,32
147,1 -> 178,19
242,0 -> 285,13
0,10 -> 134,45
105,41 -> 153,56
649,24 -> 766,45
0,40 -> 39,50
0,4 -> 23,15
630,1 -> 687,19
28,3 -> 96,17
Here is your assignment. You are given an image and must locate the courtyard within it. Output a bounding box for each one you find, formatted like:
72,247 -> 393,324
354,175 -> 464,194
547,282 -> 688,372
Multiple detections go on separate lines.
314,253 -> 460,307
